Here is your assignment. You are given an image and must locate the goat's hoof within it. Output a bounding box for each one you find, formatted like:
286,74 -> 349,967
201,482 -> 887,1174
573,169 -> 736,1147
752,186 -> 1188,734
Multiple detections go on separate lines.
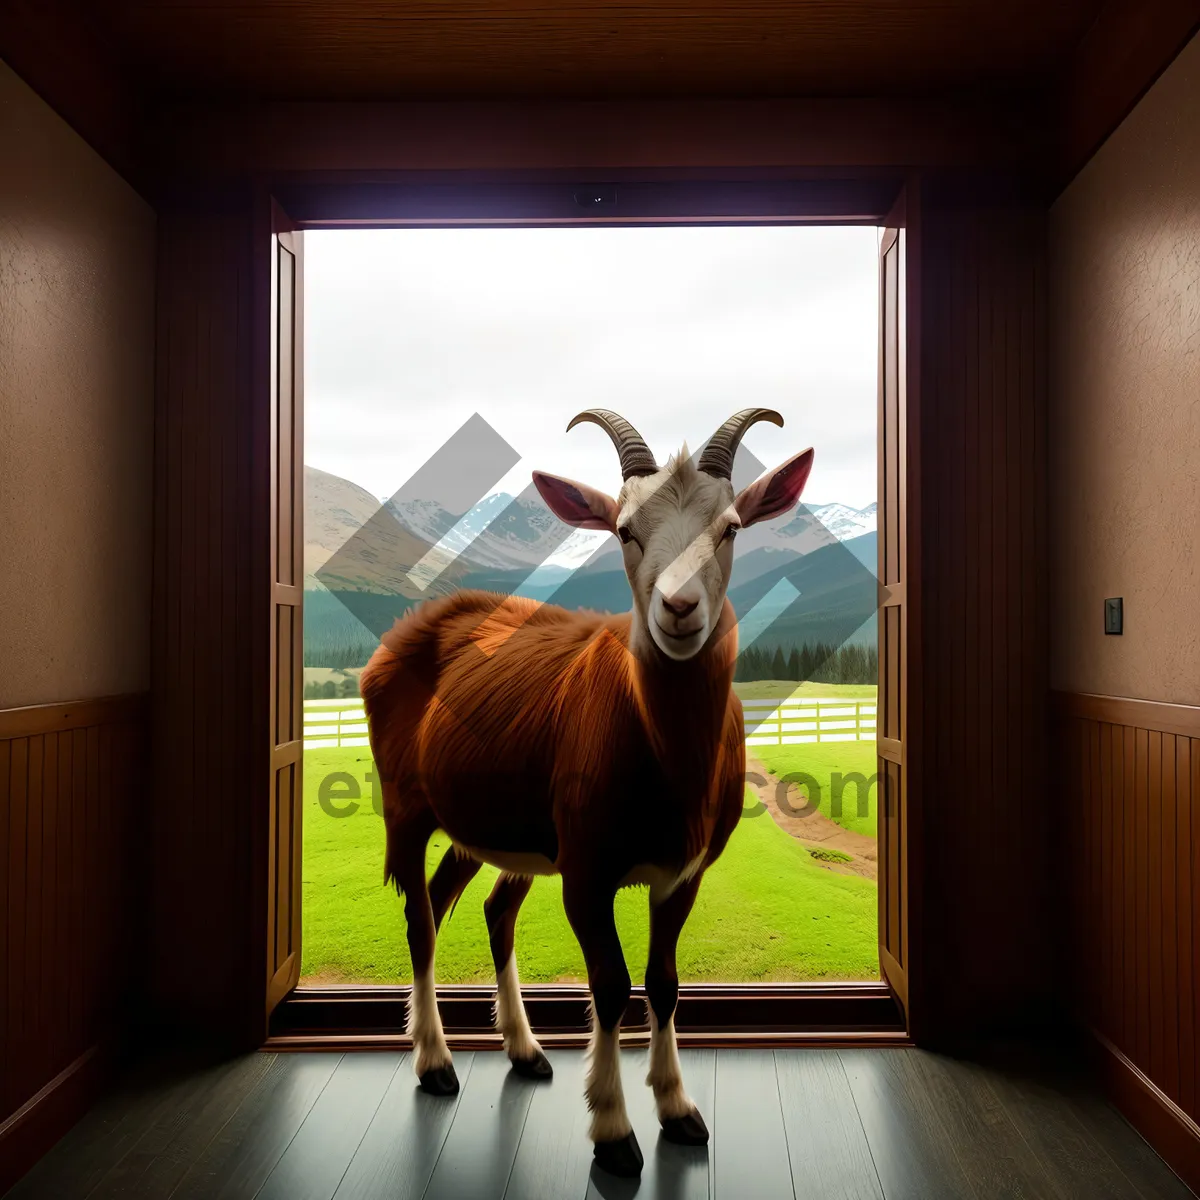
661,1107 -> 709,1146
593,1132 -> 643,1177
418,1064 -> 459,1096
510,1049 -> 553,1080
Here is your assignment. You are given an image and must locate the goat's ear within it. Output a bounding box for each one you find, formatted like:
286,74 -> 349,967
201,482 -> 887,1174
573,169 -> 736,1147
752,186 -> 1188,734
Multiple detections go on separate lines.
734,447 -> 815,527
532,471 -> 620,532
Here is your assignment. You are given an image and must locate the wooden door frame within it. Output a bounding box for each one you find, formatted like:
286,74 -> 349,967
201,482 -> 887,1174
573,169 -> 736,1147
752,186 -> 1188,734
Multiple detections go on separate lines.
259,197 -> 306,1021
260,172 -> 921,1044
876,184 -> 923,1035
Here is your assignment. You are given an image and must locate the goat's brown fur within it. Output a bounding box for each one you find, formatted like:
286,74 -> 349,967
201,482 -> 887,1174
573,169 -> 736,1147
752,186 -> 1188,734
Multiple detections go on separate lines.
361,590 -> 746,894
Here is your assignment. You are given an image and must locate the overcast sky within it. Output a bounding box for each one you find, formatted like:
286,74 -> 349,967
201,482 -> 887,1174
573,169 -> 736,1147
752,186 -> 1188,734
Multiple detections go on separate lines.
304,225 -> 879,510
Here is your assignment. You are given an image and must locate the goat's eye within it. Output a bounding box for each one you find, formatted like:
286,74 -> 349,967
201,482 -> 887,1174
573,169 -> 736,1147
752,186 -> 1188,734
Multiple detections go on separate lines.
723,524 -> 739,542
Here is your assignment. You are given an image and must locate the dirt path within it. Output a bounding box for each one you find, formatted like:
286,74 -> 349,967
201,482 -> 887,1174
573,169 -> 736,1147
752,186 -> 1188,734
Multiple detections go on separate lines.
744,753 -> 878,881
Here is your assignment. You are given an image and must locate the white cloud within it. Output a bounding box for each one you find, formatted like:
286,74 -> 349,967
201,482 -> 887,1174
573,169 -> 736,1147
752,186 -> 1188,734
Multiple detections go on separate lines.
304,225 -> 878,509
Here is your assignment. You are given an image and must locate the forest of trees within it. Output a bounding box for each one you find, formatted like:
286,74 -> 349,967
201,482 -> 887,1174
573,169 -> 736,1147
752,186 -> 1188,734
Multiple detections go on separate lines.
304,634 -> 378,669
734,641 -> 878,684
304,675 -> 361,700
305,638 -> 876,686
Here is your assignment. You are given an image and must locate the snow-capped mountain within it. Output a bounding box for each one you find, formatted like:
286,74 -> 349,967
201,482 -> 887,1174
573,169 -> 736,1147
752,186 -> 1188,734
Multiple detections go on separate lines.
305,463 -> 876,596
385,490 -> 606,574
787,501 -> 877,543
385,491 -> 876,575
305,465 -> 879,654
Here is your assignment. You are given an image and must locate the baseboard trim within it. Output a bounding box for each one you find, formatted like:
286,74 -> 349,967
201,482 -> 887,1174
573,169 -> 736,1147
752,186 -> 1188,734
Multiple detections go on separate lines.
0,1043 -> 117,1194
1088,1027 -> 1200,1195
1051,690 -> 1200,738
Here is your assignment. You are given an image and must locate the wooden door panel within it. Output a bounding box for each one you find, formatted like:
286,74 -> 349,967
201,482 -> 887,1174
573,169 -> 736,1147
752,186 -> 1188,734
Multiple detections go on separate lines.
878,194 -> 909,1018
267,207 -> 304,1017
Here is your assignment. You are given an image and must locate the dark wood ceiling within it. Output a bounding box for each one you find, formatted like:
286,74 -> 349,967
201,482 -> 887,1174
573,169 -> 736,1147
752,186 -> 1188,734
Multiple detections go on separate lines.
87,0 -> 1105,101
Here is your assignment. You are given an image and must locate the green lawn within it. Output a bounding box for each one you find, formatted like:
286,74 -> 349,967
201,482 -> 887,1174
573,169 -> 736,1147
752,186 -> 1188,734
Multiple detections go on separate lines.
732,680 -> 878,701
736,680 -> 879,837
301,747 -> 879,985
752,740 -> 879,838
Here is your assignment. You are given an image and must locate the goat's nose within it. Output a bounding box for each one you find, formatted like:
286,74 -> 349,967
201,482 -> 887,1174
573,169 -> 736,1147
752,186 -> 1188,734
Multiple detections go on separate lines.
661,593 -> 699,619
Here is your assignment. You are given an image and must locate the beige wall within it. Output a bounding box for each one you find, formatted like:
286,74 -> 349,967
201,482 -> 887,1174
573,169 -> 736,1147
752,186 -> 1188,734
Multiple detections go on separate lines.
0,60 -> 156,709
1049,33 -> 1200,706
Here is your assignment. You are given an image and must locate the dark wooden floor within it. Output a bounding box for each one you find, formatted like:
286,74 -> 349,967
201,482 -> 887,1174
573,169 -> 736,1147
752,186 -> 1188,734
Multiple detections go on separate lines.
5,1046 -> 1194,1199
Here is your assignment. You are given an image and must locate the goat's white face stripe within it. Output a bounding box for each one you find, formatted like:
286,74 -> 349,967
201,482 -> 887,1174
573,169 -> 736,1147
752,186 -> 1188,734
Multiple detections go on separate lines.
616,457 -> 738,662
655,509 -> 737,599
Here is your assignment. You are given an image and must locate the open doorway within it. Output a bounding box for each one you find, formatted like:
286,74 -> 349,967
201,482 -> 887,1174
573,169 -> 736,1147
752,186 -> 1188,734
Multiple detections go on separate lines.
297,224 -> 882,988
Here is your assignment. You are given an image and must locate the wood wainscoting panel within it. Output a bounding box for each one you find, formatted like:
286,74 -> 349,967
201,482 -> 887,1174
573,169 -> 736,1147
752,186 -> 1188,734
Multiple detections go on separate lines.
0,694 -> 148,1194
1055,689 -> 1200,1191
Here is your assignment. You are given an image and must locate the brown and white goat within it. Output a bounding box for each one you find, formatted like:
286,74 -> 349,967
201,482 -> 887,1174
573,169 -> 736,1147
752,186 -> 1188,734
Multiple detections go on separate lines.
360,408 -> 813,1178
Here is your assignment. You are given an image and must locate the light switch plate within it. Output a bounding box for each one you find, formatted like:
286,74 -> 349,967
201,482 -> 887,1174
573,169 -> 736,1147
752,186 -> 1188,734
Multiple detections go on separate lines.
1104,597 -> 1123,635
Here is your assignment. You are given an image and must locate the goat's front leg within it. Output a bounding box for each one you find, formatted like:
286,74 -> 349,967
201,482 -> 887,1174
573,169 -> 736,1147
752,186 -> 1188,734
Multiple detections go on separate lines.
562,875 -> 642,1178
646,873 -> 708,1144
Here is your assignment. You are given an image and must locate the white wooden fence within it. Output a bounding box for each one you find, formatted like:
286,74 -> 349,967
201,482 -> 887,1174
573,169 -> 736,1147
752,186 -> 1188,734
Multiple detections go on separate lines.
304,696 -> 876,749
743,698 -> 876,745
304,699 -> 369,748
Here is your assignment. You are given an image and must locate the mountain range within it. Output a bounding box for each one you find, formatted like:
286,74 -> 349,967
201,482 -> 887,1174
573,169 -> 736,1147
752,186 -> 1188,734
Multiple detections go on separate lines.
304,464 -> 878,658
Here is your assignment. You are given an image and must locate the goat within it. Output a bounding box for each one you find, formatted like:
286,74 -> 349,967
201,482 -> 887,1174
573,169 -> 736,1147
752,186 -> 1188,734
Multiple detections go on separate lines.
360,408 -> 814,1178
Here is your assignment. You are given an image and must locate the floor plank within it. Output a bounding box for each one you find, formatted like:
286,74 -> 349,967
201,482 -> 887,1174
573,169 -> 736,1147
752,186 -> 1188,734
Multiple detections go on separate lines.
505,1049 -> 593,1200
333,1052 -> 475,1200
171,1053 -> 342,1200
256,1053 -> 402,1200
87,1054 -> 276,1199
6,1046 -> 1193,1200
840,1048 -> 978,1199
422,1050 -> 539,1200
902,1051 -> 1061,1200
713,1049 -> 794,1200
998,1056 -> 1195,1200
6,1052 -> 236,1200
985,1069 -> 1139,1199
774,1049 -> 883,1200
584,1046 -> 715,1200
982,1049 -> 1194,1200
1061,1090 -> 1195,1200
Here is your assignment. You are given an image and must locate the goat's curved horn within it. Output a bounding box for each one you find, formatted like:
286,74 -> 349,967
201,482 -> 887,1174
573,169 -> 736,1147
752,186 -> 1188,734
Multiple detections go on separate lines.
697,408 -> 785,479
566,409 -> 659,479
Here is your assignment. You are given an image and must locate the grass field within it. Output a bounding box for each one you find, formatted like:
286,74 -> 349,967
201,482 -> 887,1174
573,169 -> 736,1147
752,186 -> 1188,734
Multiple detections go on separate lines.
301,745 -> 879,985
737,681 -> 878,838
752,740 -> 878,838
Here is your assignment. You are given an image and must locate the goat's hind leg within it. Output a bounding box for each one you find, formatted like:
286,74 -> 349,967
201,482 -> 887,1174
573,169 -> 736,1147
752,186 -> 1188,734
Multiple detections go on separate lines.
562,877 -> 642,1178
388,808 -> 458,1095
646,874 -> 708,1145
484,872 -> 551,1080
429,843 -> 482,931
